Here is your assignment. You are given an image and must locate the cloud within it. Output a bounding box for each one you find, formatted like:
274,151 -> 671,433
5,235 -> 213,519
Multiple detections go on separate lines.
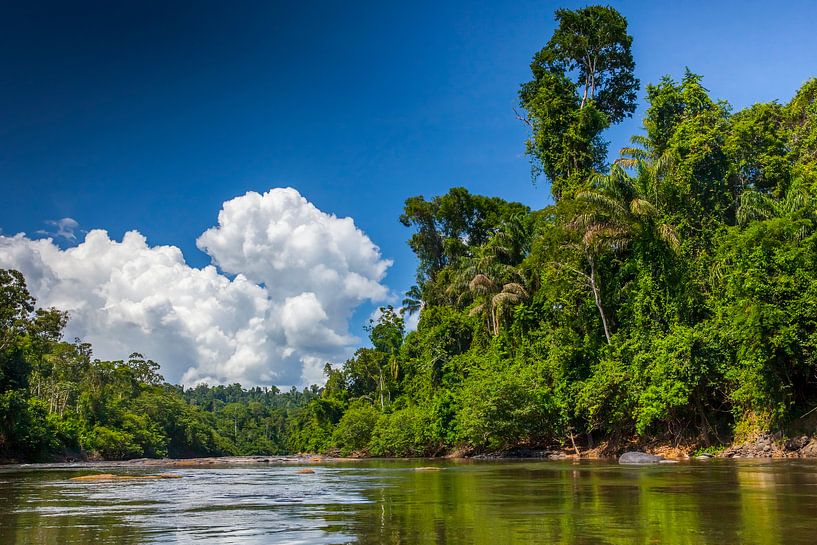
0,188 -> 392,386
404,310 -> 420,332
36,217 -> 81,242
196,188 -> 391,325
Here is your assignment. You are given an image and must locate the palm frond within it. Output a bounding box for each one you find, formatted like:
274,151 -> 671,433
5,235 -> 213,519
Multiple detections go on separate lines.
576,191 -> 629,220
654,150 -> 677,176
630,198 -> 658,218
501,282 -> 529,298
737,190 -> 777,226
619,146 -> 648,162
630,134 -> 651,149
657,223 -> 681,254
469,273 -> 495,295
614,157 -> 640,168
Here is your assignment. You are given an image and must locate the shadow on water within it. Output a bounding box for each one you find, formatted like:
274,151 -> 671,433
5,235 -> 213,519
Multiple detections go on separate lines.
1,459 -> 817,544
0,469 -> 147,545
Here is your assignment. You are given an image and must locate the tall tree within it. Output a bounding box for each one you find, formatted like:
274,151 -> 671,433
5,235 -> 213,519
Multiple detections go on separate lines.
546,6 -> 639,120
519,5 -> 639,200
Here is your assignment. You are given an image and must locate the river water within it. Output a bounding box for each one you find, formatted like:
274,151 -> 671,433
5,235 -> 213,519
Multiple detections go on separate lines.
1,458 -> 816,544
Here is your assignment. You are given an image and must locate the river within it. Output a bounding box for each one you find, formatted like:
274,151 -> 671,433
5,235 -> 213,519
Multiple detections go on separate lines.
1,458 -> 816,544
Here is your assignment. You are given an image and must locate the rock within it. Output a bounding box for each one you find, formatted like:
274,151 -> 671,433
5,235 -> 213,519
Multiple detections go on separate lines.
785,436 -> 810,451
619,451 -> 664,464
70,473 -> 181,481
800,438 -> 817,457
295,468 -> 315,474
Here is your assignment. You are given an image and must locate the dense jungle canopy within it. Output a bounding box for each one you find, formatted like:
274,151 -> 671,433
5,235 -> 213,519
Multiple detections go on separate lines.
2,5 -> 817,460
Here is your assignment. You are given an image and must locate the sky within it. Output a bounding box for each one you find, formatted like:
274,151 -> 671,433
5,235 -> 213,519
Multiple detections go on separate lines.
2,0 -> 816,386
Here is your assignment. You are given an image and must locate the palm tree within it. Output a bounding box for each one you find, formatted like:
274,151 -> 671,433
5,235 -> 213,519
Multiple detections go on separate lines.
401,285 -> 424,317
447,244 -> 529,336
491,282 -> 529,335
737,180 -> 811,227
563,163 -> 679,344
487,212 -> 533,266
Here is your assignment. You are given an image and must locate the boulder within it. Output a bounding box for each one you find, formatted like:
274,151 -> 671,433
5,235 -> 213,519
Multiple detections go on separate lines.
785,436 -> 810,451
70,473 -> 181,481
800,438 -> 817,457
619,451 -> 664,464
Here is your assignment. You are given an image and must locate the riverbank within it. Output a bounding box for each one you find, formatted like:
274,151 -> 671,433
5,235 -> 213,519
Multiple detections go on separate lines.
4,431 -> 817,467
454,431 -> 817,461
0,455 -> 331,469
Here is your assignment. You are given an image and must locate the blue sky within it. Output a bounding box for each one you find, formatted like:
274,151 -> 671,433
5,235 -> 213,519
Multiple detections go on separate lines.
2,0 -> 816,384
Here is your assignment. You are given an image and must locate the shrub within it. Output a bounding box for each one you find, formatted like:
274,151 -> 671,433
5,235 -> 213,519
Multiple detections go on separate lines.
331,402 -> 379,455
369,405 -> 435,457
80,425 -> 143,459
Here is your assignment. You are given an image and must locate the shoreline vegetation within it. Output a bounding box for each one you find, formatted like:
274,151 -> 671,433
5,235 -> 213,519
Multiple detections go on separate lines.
6,427 -> 817,469
3,5 -> 817,464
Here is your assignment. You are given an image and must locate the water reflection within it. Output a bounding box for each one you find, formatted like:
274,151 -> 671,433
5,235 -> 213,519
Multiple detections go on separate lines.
1,460 -> 816,544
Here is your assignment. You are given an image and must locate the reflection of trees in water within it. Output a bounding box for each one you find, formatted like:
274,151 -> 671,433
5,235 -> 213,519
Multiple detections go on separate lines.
736,462 -> 817,545
4,463 -> 817,544
0,474 -> 23,544
342,462 -> 817,545
0,471 -> 145,545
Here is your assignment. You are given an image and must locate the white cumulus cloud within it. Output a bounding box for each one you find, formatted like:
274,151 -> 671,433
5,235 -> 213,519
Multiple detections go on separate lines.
0,188 -> 392,386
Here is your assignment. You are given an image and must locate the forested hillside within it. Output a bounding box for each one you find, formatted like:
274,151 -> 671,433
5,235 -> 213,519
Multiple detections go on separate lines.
2,5 -> 817,461
0,269 -> 320,461
288,6 -> 817,456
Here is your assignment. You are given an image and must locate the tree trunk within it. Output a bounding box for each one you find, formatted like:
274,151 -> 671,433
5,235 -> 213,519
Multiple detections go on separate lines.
378,370 -> 385,410
588,258 -> 612,344
581,74 -> 589,109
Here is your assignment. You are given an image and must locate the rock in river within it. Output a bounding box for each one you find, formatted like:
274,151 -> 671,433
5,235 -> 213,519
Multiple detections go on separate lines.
619,451 -> 665,465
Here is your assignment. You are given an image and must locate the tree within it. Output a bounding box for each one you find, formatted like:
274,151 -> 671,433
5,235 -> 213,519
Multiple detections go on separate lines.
0,269 -> 35,354
400,285 -> 424,321
564,164 -> 679,343
519,5 -> 639,199
546,6 -> 639,119
363,306 -> 405,408
400,188 -> 529,302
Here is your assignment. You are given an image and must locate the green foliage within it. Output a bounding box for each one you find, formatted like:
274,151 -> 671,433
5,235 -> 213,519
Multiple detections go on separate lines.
321,71 -> 817,456
332,402 -> 379,455
0,393 -> 57,459
80,425 -> 144,460
0,266 -> 320,461
368,405 -> 436,457
519,5 -> 638,199
455,363 -> 559,451
400,187 -> 529,287
4,7 -> 817,462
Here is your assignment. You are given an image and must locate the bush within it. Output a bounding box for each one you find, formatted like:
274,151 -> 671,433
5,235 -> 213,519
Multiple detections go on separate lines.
369,405 -> 435,457
455,365 -> 557,451
80,425 -> 143,459
122,412 -> 168,458
0,392 -> 57,459
331,402 -> 379,455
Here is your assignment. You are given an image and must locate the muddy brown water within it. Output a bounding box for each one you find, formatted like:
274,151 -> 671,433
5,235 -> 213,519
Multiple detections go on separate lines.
1,458 -> 816,544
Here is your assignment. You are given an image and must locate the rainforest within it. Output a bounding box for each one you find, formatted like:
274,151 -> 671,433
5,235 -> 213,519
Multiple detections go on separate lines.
2,5 -> 817,462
